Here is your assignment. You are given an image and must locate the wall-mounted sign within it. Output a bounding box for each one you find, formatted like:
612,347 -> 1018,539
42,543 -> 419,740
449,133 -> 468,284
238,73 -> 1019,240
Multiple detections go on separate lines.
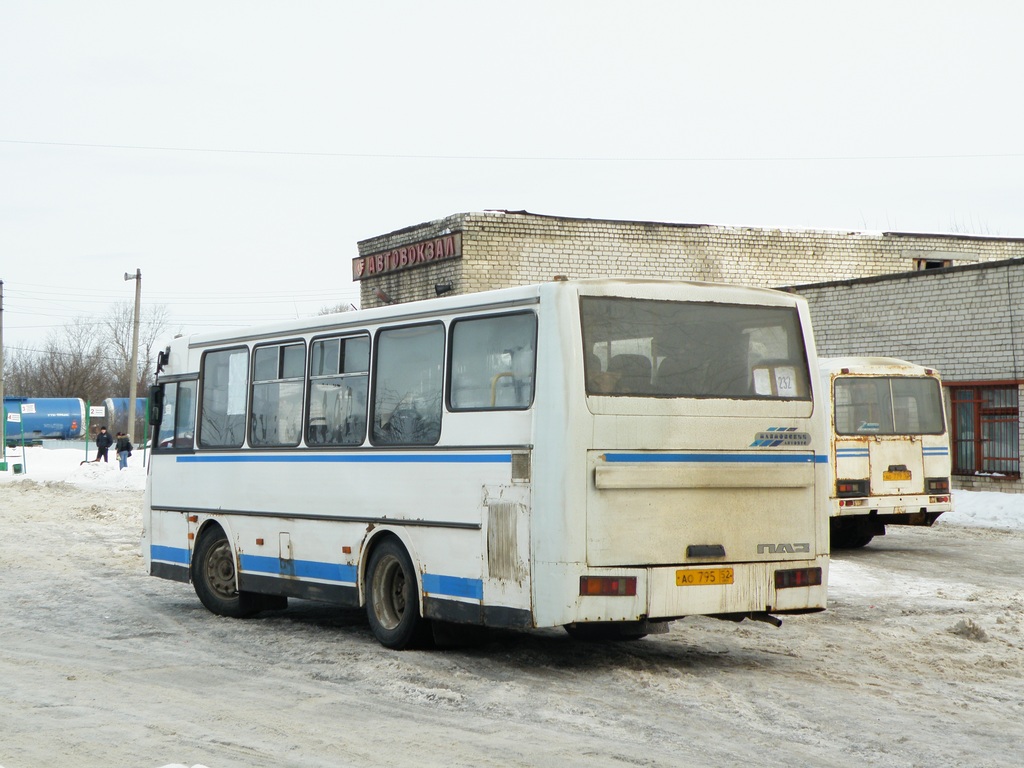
352,232 -> 462,281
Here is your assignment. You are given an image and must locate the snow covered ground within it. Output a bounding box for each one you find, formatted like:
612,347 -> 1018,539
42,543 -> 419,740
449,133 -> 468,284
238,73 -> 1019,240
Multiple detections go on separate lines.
1,445 -> 1022,768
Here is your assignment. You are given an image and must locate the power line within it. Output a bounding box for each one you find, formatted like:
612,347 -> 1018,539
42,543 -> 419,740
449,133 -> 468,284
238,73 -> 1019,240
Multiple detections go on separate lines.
3,137 -> 1024,163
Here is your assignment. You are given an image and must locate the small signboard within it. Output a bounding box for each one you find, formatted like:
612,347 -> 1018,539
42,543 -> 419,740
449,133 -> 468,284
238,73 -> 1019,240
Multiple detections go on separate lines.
21,403 -> 36,414
7,412 -> 20,423
90,406 -> 106,417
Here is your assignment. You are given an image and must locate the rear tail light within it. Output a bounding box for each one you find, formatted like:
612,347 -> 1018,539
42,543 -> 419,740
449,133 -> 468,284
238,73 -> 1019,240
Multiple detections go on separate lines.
836,479 -> 868,498
775,567 -> 822,590
926,477 -> 950,493
580,576 -> 637,597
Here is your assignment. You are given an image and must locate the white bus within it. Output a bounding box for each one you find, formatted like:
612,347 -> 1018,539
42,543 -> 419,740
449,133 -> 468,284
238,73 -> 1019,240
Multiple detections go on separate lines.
143,278 -> 829,649
819,357 -> 952,549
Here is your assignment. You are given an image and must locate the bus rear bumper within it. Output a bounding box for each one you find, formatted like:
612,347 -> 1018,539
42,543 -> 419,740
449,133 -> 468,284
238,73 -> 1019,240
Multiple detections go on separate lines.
646,557 -> 828,618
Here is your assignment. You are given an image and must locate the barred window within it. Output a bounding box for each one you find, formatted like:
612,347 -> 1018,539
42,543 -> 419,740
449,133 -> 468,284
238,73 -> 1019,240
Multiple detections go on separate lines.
949,385 -> 1019,477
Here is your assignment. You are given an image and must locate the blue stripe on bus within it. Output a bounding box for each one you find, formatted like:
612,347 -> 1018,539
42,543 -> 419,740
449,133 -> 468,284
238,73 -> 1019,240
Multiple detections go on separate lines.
151,545 -> 190,565
176,453 -> 511,464
240,554 -> 357,583
151,546 -> 479,599
423,573 -> 484,600
836,448 -> 869,458
603,452 -> 828,464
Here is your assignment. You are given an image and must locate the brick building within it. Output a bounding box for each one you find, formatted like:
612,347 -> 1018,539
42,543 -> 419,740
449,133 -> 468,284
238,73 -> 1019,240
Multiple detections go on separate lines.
354,210 -> 1024,491
354,210 -> 1024,306
791,259 -> 1024,493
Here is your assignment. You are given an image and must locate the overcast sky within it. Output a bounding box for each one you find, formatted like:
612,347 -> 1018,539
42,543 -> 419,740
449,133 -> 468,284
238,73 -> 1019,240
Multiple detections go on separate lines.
2,1 -> 1023,358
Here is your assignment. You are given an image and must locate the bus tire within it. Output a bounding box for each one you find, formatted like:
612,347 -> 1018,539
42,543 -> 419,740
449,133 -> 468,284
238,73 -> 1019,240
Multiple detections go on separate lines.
564,621 -> 653,642
365,538 -> 431,650
830,519 -> 876,549
191,528 -> 260,618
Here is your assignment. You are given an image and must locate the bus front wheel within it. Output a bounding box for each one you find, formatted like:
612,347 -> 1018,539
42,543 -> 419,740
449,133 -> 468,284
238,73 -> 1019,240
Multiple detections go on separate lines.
365,539 -> 431,649
191,528 -> 260,618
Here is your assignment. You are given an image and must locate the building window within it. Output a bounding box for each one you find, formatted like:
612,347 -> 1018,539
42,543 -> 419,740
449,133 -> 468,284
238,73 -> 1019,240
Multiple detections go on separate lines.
913,257 -> 952,271
949,385 -> 1020,477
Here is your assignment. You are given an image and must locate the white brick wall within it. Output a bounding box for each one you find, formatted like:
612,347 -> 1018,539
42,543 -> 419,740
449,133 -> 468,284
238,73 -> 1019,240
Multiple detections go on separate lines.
356,211 -> 1024,307
794,261 -> 1024,493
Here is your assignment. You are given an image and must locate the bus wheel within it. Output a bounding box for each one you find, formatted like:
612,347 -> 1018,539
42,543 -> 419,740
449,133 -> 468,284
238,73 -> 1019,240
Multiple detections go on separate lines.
830,519 -> 876,549
365,539 -> 430,649
564,621 -> 654,642
191,528 -> 259,618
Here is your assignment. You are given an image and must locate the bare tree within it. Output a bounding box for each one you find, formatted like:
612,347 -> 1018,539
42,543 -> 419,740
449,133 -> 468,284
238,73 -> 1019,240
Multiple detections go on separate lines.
2,347 -> 42,397
318,302 -> 357,316
3,304 -> 172,409
102,302 -> 172,396
33,319 -> 110,402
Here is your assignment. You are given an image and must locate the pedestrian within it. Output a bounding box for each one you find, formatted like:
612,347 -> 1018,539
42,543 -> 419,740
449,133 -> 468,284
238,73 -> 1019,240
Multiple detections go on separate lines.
95,426 -> 113,463
115,432 -> 133,470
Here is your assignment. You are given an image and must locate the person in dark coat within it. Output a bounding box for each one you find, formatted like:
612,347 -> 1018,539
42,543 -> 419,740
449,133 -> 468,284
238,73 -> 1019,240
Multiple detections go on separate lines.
115,432 -> 133,470
95,426 -> 113,463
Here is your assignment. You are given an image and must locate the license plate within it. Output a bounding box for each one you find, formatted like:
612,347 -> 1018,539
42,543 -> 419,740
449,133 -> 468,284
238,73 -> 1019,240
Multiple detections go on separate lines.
676,568 -> 734,586
883,470 -> 912,481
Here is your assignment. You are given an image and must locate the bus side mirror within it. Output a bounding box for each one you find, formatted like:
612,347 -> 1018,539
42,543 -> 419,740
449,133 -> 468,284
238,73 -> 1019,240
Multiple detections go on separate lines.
148,385 -> 163,427
156,348 -> 169,375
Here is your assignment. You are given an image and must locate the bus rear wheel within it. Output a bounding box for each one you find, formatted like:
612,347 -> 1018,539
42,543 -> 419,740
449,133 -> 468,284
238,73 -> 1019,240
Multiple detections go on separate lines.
365,539 -> 431,649
565,621 -> 661,642
830,519 -> 877,549
192,528 -> 260,618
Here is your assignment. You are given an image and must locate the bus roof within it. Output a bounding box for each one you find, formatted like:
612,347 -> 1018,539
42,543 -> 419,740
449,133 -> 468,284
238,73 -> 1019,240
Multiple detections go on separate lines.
177,277 -> 809,351
818,356 -> 940,377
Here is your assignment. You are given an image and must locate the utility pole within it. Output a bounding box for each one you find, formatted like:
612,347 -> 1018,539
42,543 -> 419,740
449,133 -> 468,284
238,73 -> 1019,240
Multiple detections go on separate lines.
124,269 -> 141,444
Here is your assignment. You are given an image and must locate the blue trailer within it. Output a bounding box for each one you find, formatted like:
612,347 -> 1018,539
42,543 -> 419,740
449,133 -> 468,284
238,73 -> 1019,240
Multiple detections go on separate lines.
3,397 -> 87,443
102,397 -> 148,435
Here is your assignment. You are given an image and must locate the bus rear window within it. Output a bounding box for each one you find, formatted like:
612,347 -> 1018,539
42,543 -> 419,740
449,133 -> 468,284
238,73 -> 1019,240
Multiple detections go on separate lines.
580,296 -> 811,400
834,376 -> 945,435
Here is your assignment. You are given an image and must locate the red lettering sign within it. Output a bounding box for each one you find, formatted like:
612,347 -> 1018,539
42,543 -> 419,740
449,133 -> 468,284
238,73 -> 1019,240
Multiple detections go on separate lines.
352,232 -> 462,281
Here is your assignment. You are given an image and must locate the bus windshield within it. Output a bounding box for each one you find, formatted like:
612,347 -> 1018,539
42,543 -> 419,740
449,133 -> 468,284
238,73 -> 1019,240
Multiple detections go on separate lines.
834,375 -> 945,435
581,296 -> 811,399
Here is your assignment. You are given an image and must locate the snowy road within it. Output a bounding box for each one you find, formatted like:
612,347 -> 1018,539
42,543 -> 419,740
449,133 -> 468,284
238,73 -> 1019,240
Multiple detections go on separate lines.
1,482 -> 1022,768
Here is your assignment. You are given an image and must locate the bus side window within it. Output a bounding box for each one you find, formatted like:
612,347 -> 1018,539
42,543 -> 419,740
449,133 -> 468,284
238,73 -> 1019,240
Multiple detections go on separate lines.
307,334 -> 369,446
372,323 -> 444,445
199,348 -> 248,448
450,312 -> 537,410
174,380 -> 197,449
250,342 -> 306,448
156,379 -> 198,450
